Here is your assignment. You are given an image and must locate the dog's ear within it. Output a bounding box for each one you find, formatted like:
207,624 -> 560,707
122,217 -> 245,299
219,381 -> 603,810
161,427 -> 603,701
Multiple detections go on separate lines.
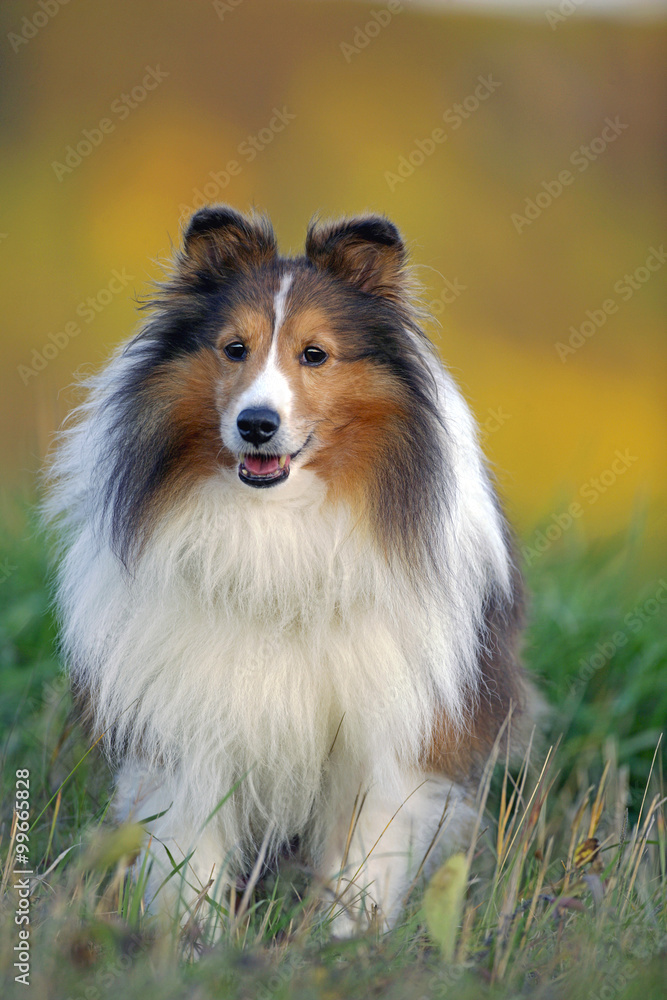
179,206 -> 277,285
305,215 -> 406,301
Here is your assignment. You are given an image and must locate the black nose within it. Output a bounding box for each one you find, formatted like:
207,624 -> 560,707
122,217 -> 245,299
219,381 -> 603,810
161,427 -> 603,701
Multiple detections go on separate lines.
237,407 -> 281,446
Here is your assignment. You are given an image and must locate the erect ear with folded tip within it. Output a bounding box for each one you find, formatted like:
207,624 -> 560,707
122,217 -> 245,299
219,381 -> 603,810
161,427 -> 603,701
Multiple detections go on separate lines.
179,205 -> 277,287
305,215 -> 407,301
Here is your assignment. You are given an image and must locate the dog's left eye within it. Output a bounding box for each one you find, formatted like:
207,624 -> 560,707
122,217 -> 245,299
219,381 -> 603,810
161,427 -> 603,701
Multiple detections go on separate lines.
300,346 -> 328,367
224,341 -> 247,361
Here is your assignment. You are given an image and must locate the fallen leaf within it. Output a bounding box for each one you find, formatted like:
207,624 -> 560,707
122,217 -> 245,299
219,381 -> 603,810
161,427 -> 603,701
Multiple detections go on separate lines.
422,852 -> 469,960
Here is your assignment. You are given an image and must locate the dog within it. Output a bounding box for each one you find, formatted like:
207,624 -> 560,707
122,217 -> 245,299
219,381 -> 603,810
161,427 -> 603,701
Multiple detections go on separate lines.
44,206 -> 529,935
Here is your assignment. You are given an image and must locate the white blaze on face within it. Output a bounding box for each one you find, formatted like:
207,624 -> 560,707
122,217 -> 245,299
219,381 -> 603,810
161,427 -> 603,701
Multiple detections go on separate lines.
235,272 -> 294,418
273,271 -> 293,337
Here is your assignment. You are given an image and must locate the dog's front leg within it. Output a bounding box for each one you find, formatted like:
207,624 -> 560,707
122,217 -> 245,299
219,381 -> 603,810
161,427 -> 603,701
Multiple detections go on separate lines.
318,770 -> 474,937
114,761 -> 238,932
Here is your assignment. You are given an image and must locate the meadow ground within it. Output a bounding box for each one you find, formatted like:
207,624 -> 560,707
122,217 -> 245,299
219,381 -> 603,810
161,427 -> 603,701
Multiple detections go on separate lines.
0,497 -> 665,999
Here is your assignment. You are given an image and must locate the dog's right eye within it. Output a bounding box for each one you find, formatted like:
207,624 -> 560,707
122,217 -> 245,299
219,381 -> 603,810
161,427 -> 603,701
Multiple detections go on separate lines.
224,341 -> 247,361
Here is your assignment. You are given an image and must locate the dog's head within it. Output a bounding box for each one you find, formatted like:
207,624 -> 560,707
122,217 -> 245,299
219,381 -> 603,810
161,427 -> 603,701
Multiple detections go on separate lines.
100,207 -> 445,561
176,207 -> 424,489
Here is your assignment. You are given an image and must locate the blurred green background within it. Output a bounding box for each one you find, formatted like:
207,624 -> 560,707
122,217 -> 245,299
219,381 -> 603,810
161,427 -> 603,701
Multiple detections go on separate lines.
1,10 -> 666,995
1,0 -> 665,550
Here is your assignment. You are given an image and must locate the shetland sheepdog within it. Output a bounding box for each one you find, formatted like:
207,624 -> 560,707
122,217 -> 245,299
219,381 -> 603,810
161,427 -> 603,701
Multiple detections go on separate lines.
44,206 -> 528,935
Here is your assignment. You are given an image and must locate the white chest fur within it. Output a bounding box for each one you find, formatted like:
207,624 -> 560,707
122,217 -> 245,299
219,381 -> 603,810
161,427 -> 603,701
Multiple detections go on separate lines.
62,475 -> 465,831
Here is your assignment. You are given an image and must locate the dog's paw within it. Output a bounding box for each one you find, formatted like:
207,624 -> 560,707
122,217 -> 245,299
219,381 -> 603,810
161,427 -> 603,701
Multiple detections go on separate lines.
329,908 -> 361,940
322,888 -> 381,939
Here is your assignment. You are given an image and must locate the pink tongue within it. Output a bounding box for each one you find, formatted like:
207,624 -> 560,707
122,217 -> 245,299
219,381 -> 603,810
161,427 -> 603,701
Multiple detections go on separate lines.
243,454 -> 281,475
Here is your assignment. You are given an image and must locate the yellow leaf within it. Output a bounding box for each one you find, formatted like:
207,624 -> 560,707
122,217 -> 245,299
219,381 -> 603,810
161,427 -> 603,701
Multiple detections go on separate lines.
422,852 -> 469,960
80,824 -> 145,872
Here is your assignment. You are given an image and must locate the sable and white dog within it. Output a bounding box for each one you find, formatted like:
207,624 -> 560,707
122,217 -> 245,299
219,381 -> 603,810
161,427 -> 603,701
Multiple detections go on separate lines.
44,207 -> 528,934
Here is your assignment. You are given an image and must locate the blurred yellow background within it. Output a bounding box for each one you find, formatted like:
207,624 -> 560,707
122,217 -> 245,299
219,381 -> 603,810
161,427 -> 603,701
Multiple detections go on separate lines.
1,0 -> 665,545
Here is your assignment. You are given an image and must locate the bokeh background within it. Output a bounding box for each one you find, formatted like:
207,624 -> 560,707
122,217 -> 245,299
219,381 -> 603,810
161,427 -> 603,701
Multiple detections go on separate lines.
1,0 -> 665,557
1,9 -> 666,996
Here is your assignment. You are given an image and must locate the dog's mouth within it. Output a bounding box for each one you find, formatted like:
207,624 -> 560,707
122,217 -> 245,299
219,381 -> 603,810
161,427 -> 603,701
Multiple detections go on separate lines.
239,434 -> 313,489
237,435 -> 312,488
238,453 -> 291,488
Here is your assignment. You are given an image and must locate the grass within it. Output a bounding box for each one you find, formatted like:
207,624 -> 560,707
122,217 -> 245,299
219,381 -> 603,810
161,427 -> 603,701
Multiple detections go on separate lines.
0,497 -> 665,999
